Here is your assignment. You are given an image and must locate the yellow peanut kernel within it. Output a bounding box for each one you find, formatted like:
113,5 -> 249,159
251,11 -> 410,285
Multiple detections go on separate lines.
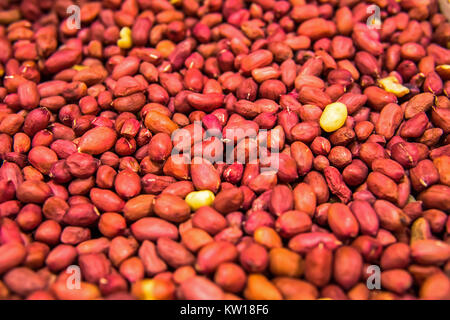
72,65 -> 87,71
319,102 -> 348,133
156,40 -> 176,59
378,76 -> 410,97
117,27 -> 132,49
119,26 -> 131,38
185,190 -> 215,211
170,0 -> 181,5
436,64 -> 450,71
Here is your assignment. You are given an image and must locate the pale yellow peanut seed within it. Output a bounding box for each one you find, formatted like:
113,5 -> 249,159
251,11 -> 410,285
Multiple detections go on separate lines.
378,76 -> 410,97
319,102 -> 348,133
117,27 -> 132,49
185,190 -> 215,211
436,64 -> 450,71
72,65 -> 87,71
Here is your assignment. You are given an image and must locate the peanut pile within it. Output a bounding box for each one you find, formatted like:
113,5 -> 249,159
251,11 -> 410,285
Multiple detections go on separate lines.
0,0 -> 449,300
